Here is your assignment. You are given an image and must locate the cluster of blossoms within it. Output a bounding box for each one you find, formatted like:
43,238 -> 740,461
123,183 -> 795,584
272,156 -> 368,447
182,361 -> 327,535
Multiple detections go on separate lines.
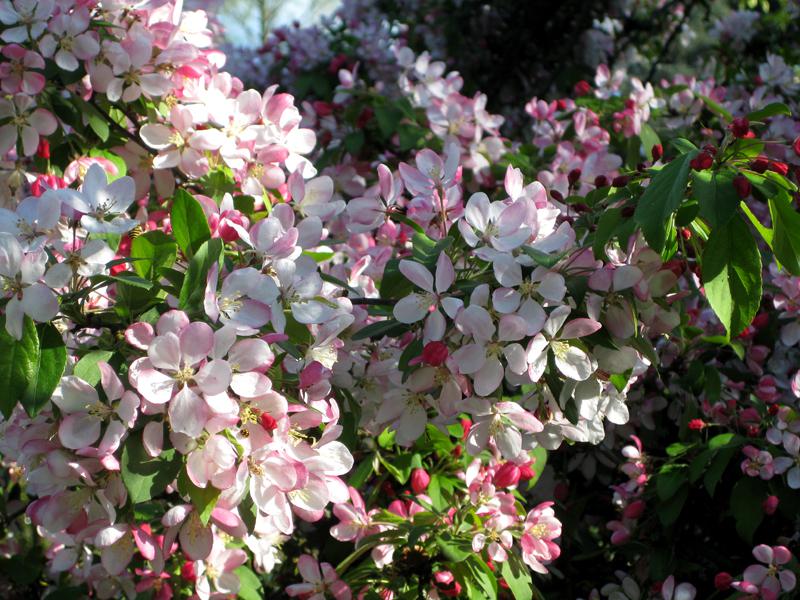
1,0 -> 800,598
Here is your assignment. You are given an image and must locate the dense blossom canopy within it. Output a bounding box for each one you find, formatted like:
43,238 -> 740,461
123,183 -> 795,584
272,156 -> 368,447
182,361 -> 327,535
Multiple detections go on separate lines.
0,0 -> 800,598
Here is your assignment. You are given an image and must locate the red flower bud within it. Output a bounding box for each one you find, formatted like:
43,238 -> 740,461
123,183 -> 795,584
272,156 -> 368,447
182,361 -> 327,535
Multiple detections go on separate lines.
793,136 -> 800,157
421,341 -> 449,366
751,155 -> 770,173
729,117 -> 750,138
703,144 -> 718,156
36,138 -> 50,159
594,175 -> 609,188
611,175 -> 629,187
568,168 -> 582,186
733,175 -> 752,199
688,418 -> 706,431
769,160 -> 789,176
181,561 -> 196,582
550,189 -> 564,202
762,495 -> 779,515
680,227 -> 692,241
518,464 -> 535,481
556,99 -> 568,111
453,445 -> 462,457
714,572 -> 733,591
460,418 -> 472,440
493,463 -> 521,488
690,152 -> 714,171
751,312 -> 769,329
410,468 -> 430,494
574,80 -> 592,97
768,404 -> 780,416
259,412 -> 277,431
651,144 -> 663,161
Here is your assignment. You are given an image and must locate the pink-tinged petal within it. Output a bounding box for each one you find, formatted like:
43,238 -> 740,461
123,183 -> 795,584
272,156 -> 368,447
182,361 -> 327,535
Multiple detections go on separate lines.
612,265 -> 643,291
56,375 -> 97,413
772,546 -> 793,565
29,108 -> 57,135
125,322 -> 154,349
495,425 -> 522,458
231,372 -> 270,397
394,407 -> 428,447
142,421 -> 163,457
148,332 -> 182,371
399,260 -> 434,292
456,304 -> 495,342
168,386 -> 209,438
435,252 -> 454,294
505,166 -> 523,199
179,513 -> 212,560
59,414 -> 101,449
157,310 -> 190,335
193,359 -> 232,395
743,564 -> 769,585
473,358 -> 504,397
161,504 -> 193,528
518,299 -> 547,336
423,309 -> 446,342
493,288 -> 521,314
289,475 -> 330,511
504,343 -> 527,374
560,318 -> 602,339
132,526 -> 157,561
451,343 -> 486,375
648,269 -> 678,297
211,508 -> 247,538
136,368 -> 175,404
779,570 -> 796,591
498,314 -> 527,341
498,402 -> 544,433
179,322 -> 213,366
752,544 -> 774,565
297,554 -> 322,584
0,124 -> 16,155
101,536 -> 136,576
393,293 -> 430,324
99,361 -> 124,401
537,272 -> 566,303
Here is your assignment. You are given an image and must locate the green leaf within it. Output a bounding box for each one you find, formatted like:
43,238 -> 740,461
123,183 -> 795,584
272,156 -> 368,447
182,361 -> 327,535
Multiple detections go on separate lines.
234,566 -> 264,600
348,455 -> 375,489
120,436 -> 181,503
0,316 -> 39,419
703,447 -> 737,496
692,169 -> 740,228
436,532 -> 473,562
378,453 -> 415,484
708,433 -> 741,450
730,477 -> 765,543
634,150 -> 697,252
699,95 -> 733,121
351,318 -> 406,341
22,323 -> 66,417
239,493 -> 258,534
499,555 -> 534,600
379,259 -> 414,299
656,485 -> 688,526
171,189 -> 211,258
131,230 -> 178,279
640,123 -> 661,161
527,445 -> 548,488
592,207 -> 623,259
344,130 -> 365,155
179,238 -> 223,313
701,215 -> 762,337
746,102 -> 791,122
520,246 -> 568,268
656,465 -> 688,500
74,350 -> 115,386
178,470 -> 220,525
769,192 -> 800,275
670,138 -> 698,154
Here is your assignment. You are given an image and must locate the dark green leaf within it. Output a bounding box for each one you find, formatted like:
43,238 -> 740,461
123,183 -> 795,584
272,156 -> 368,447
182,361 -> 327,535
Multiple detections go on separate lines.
769,192 -> 800,275
701,215 -> 762,337
131,230 -> 178,279
692,169 -> 740,228
179,238 -> 223,313
351,318 -> 406,341
0,316 -> 39,419
634,150 -> 697,252
499,555 -> 534,600
747,102 -> 791,122
121,436 -> 181,503
22,323 -> 66,417
730,477 -> 765,543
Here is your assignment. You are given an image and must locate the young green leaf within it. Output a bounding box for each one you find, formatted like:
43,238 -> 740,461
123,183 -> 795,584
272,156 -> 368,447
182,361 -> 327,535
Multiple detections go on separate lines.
171,189 -> 211,258
0,316 -> 39,419
22,323 -> 67,418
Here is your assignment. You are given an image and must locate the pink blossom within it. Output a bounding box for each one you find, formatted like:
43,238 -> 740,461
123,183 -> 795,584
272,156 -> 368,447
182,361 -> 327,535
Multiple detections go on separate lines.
0,93 -> 57,157
519,501 -> 562,574
0,45 -> 45,94
286,554 -> 352,600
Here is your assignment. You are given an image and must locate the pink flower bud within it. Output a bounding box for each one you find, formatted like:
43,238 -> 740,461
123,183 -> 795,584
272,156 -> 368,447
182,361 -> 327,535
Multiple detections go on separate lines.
421,341 -> 449,366
410,468 -> 430,494
762,495 -> 779,515
493,463 -> 521,488
623,500 -> 646,519
434,571 -> 462,597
